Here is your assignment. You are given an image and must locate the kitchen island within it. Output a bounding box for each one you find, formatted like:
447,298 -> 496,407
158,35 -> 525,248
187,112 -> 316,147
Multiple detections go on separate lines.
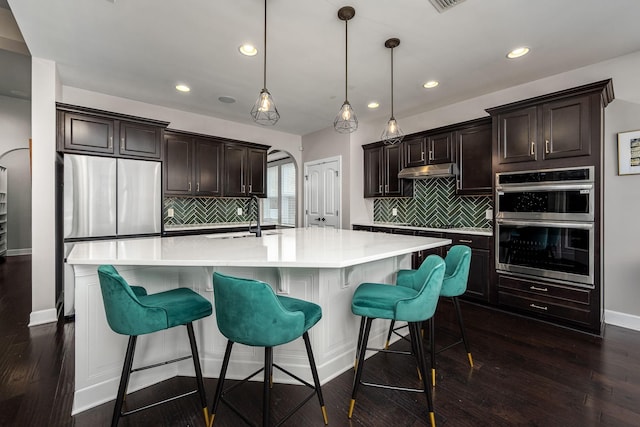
66,227 -> 451,414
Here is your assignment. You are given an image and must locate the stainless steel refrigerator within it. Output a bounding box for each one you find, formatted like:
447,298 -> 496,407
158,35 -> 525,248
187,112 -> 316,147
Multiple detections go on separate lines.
63,154 -> 161,315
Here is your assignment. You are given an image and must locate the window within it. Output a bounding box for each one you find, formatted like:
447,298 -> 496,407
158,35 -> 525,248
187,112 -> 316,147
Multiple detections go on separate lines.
263,158 -> 296,226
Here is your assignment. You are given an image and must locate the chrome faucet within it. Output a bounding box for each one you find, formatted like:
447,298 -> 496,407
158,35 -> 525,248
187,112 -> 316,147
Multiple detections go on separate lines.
248,195 -> 262,237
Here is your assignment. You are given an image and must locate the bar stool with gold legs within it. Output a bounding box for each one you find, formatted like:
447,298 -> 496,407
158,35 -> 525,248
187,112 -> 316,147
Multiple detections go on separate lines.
349,255 -> 445,427
97,265 -> 213,427
385,245 -> 473,387
209,272 -> 328,427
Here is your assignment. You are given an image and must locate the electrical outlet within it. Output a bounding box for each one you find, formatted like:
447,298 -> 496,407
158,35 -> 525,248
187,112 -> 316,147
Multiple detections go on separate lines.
392,208 -> 398,216
167,208 -> 174,218
237,208 -> 243,216
485,209 -> 493,220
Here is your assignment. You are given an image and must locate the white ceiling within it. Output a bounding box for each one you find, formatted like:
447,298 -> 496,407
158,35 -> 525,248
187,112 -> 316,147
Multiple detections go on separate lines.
6,0 -> 640,135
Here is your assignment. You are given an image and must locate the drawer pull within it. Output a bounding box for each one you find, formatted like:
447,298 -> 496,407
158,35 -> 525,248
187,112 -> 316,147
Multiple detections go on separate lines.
459,239 -> 473,243
530,286 -> 548,292
530,303 -> 548,311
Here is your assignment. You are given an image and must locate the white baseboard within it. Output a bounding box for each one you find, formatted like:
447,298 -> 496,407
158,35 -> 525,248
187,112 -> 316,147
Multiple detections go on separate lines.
604,309 -> 640,332
28,308 -> 58,326
7,248 -> 32,256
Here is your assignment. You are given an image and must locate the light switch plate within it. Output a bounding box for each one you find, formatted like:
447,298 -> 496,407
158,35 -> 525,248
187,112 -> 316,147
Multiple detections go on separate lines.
485,209 -> 493,220
167,208 -> 174,218
392,208 -> 398,216
237,208 -> 243,216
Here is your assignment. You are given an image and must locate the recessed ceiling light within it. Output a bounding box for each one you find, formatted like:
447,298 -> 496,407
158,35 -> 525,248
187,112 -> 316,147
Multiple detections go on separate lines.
423,80 -> 439,89
218,96 -> 236,104
507,47 -> 530,59
175,84 -> 190,92
239,44 -> 258,56
367,102 -> 380,109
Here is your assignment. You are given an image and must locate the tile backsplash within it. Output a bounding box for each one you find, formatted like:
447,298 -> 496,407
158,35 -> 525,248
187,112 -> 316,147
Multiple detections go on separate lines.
374,178 -> 492,228
164,197 -> 257,226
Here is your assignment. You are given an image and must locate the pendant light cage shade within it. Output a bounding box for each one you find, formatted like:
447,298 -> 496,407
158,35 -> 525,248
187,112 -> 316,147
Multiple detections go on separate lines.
382,38 -> 404,145
251,0 -> 279,126
334,6 -> 358,134
334,101 -> 358,133
251,88 -> 280,126
381,117 -> 403,145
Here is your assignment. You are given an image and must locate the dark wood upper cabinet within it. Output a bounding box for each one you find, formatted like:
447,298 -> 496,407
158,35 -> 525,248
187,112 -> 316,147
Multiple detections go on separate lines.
404,136 -> 427,167
542,96 -> 591,160
456,120 -> 492,195
363,142 -> 412,198
495,106 -> 538,164
57,104 -> 168,159
62,112 -> 115,155
224,144 -> 268,197
164,131 -> 226,197
119,121 -> 163,159
427,131 -> 454,164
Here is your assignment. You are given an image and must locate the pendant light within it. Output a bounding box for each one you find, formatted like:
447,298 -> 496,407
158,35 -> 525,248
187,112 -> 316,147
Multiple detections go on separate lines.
334,6 -> 357,134
381,38 -> 404,145
250,0 -> 280,125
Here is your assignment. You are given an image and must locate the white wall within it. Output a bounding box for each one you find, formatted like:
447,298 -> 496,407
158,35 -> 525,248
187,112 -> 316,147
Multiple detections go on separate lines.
0,95 -> 32,253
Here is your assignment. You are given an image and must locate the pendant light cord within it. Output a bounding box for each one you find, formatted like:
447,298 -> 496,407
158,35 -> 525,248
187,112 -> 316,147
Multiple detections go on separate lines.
390,46 -> 394,118
263,0 -> 267,90
344,19 -> 348,102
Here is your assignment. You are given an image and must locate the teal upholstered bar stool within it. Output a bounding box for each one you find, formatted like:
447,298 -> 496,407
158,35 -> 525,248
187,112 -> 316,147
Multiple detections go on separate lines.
385,245 -> 473,387
97,265 -> 213,427
210,272 -> 328,427
349,255 -> 445,427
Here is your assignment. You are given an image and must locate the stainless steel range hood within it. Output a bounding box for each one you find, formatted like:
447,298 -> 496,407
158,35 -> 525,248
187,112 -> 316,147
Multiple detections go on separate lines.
398,163 -> 459,179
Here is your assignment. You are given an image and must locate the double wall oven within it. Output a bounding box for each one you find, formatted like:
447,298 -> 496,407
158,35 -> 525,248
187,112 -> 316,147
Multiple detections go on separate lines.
495,167 -> 595,288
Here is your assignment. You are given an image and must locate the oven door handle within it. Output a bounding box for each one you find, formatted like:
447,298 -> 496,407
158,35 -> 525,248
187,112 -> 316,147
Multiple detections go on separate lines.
495,219 -> 594,229
496,183 -> 593,193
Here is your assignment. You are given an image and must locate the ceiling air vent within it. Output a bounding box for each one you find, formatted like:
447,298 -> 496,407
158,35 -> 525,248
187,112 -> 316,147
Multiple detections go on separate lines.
428,0 -> 466,13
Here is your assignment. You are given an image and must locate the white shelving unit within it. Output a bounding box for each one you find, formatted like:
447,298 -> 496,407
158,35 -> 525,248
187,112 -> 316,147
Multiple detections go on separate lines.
0,165 -> 7,257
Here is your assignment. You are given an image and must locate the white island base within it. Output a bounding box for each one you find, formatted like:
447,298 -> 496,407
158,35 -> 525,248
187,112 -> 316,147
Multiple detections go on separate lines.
68,228 -> 450,414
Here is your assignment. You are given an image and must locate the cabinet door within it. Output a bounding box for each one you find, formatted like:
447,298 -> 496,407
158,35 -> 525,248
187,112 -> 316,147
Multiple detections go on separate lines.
118,121 -> 162,159
363,147 -> 383,198
542,96 -> 591,160
497,107 -> 537,164
194,139 -> 223,196
247,148 -> 267,197
164,134 -> 192,195
465,248 -> 490,302
384,144 -> 403,196
456,123 -> 492,195
224,145 -> 247,197
63,113 -> 115,154
404,136 -> 427,167
428,131 -> 453,164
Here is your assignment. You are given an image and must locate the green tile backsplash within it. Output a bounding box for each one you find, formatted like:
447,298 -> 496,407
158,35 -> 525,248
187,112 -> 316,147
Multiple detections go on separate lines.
374,178 -> 492,228
164,197 -> 257,226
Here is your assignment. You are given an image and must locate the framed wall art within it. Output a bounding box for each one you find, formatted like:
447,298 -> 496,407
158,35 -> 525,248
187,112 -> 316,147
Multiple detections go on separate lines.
617,130 -> 640,175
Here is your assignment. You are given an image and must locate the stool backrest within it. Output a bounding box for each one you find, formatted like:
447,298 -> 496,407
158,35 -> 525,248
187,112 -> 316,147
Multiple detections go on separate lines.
212,272 -> 305,347
441,245 -> 472,297
97,265 -> 167,336
395,254 -> 445,322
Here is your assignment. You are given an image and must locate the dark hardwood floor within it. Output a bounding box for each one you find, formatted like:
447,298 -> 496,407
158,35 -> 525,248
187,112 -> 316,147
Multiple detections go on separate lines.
2,255 -> 640,426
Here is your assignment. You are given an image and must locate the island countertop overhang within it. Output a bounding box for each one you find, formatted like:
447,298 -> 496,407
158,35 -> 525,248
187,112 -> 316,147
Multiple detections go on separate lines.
66,227 -> 452,269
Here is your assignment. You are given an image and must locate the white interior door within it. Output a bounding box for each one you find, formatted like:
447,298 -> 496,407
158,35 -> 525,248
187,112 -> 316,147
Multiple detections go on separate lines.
304,157 -> 341,228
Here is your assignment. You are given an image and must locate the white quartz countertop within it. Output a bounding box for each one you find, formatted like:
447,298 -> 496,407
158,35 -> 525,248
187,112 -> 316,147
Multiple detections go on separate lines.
354,223 -> 493,236
66,227 -> 452,268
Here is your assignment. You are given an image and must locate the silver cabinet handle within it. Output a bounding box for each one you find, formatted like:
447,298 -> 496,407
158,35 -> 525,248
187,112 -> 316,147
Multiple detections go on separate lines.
529,303 -> 548,311
530,141 -> 536,156
379,185 -> 383,193
385,184 -> 389,192
456,178 -> 461,190
196,183 -> 200,192
242,184 -> 245,193
459,239 -> 473,243
545,139 -> 550,154
421,151 -> 425,161
108,136 -> 113,149
530,286 -> 548,292
188,182 -> 191,191
120,137 -> 125,151
429,150 -> 434,161
249,184 -> 252,193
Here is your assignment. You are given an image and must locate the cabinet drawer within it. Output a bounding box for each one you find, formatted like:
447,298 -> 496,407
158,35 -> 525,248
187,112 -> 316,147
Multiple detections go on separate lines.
498,291 -> 592,326
448,234 -> 491,250
498,275 -> 590,305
